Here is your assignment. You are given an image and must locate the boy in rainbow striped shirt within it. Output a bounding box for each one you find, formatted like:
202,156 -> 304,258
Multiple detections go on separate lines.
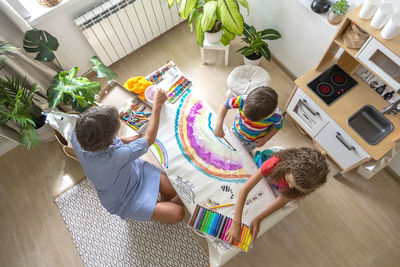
214,86 -> 283,151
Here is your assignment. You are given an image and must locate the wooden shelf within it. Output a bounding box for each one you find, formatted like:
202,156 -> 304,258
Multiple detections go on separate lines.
333,38 -> 359,58
347,6 -> 400,56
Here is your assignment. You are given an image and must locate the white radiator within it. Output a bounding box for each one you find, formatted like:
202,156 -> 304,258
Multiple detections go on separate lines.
74,0 -> 182,66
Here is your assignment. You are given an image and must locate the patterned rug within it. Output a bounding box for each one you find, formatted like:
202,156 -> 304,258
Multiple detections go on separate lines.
55,179 -> 209,266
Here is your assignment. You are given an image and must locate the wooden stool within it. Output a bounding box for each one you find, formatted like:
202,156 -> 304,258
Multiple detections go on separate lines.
200,39 -> 229,66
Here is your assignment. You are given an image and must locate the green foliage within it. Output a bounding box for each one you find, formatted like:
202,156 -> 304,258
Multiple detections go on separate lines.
47,67 -> 100,112
237,23 -> 281,61
332,0 -> 349,15
0,41 -> 17,66
168,0 -> 248,46
23,28 -> 117,112
23,29 -> 59,63
90,56 -> 118,80
0,76 -> 40,150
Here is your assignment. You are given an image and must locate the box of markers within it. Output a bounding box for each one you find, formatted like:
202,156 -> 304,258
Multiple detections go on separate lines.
145,61 -> 192,104
188,204 -> 252,252
119,98 -> 152,134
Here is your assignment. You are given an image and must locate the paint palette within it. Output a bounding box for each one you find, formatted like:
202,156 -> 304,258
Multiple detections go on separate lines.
145,61 -> 192,104
188,204 -> 252,251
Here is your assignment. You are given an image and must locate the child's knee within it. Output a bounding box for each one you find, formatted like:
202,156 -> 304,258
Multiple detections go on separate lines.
175,206 -> 185,223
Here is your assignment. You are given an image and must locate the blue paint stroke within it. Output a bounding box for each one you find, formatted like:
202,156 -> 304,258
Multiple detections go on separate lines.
207,113 -> 235,151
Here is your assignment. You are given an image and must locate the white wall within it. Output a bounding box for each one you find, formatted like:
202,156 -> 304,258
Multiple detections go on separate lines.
29,0 -> 104,74
246,0 -> 399,77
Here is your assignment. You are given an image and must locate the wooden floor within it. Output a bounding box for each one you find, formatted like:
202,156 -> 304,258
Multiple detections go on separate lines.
1,22 -> 400,267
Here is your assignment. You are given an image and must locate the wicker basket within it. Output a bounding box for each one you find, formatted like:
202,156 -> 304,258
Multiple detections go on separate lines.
37,0 -> 61,8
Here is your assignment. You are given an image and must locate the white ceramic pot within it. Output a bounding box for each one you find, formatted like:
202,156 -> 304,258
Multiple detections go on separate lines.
328,11 -> 344,25
204,31 -> 222,45
243,55 -> 262,66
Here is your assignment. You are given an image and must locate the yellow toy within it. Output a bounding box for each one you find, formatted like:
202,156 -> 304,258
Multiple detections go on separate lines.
124,76 -> 153,100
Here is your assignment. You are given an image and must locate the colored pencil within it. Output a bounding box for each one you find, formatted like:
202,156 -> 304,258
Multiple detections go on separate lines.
189,205 -> 200,226
210,203 -> 235,209
195,207 -> 205,229
217,216 -> 227,239
238,225 -> 246,247
241,227 -> 250,250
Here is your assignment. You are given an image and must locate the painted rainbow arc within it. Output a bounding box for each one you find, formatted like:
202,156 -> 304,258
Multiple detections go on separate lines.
153,138 -> 168,168
175,91 -> 251,183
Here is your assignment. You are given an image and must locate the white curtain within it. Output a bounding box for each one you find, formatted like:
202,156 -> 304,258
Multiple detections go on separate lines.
0,0 -> 57,108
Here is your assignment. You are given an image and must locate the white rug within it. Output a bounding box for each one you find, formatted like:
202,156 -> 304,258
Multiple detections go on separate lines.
55,179 -> 209,267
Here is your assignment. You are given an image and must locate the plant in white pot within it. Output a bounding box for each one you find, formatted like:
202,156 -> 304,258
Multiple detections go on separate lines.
167,0 -> 248,46
237,23 -> 281,66
328,0 -> 349,25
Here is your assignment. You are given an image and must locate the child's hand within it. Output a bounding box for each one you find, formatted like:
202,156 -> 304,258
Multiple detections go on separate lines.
225,222 -> 241,244
153,89 -> 167,107
249,217 -> 261,245
213,126 -> 225,138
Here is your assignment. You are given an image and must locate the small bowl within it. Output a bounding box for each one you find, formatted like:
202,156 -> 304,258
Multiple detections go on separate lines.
144,85 -> 158,104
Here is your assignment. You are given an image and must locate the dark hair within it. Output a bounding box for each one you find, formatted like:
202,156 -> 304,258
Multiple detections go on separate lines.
75,106 -> 120,152
270,147 -> 329,199
243,86 -> 278,121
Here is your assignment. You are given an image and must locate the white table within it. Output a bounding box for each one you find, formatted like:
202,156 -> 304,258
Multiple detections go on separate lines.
200,40 -> 230,66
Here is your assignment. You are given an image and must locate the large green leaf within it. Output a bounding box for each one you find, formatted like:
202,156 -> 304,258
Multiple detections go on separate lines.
0,41 -> 18,65
201,1 -> 218,32
168,0 -> 175,8
195,14 -> 204,46
217,0 -> 243,35
221,27 -> 235,45
236,0 -> 249,14
90,56 -> 118,80
179,0 -> 197,19
47,67 -> 100,112
259,29 -> 281,40
258,45 -> 271,61
23,29 -> 59,62
243,23 -> 256,38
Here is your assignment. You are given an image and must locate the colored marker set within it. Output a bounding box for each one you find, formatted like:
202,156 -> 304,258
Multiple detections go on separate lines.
188,205 -> 252,251
120,100 -> 151,131
167,76 -> 192,103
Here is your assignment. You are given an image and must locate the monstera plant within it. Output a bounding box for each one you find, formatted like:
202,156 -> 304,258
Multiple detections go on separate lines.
23,28 -> 118,112
168,0 -> 249,46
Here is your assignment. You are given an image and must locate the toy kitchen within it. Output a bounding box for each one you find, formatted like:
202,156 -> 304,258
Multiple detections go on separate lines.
284,6 -> 400,179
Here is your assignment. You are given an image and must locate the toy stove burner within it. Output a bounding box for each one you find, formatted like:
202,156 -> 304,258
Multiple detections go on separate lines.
307,64 -> 357,106
317,82 -> 333,96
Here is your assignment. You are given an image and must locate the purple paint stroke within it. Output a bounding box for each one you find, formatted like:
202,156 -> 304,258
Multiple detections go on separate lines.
186,100 -> 243,170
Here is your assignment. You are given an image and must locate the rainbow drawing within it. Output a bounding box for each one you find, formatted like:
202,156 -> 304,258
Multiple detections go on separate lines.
175,91 -> 251,183
152,138 -> 168,168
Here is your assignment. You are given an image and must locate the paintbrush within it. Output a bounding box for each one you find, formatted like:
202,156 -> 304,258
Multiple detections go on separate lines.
222,137 -> 237,151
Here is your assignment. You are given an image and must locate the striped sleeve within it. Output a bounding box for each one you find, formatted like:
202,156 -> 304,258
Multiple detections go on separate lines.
271,108 -> 284,130
225,96 -> 242,109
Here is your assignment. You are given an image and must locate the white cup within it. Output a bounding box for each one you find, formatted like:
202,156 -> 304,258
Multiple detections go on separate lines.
370,3 -> 396,29
359,0 -> 381,19
381,14 -> 400,39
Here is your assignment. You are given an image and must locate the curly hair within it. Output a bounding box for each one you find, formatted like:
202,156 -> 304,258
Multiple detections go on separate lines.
270,147 -> 329,199
243,86 -> 278,121
75,106 -> 120,152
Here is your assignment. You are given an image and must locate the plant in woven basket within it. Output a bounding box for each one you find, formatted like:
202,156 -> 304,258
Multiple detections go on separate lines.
0,76 -> 42,150
23,28 -> 118,112
237,23 -> 281,62
167,0 -> 249,46
37,0 -> 61,8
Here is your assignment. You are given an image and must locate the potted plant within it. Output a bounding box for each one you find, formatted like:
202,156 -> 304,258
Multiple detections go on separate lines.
328,0 -> 349,25
168,0 -> 248,46
23,28 -> 118,112
1,41 -> 58,149
237,23 -> 281,66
